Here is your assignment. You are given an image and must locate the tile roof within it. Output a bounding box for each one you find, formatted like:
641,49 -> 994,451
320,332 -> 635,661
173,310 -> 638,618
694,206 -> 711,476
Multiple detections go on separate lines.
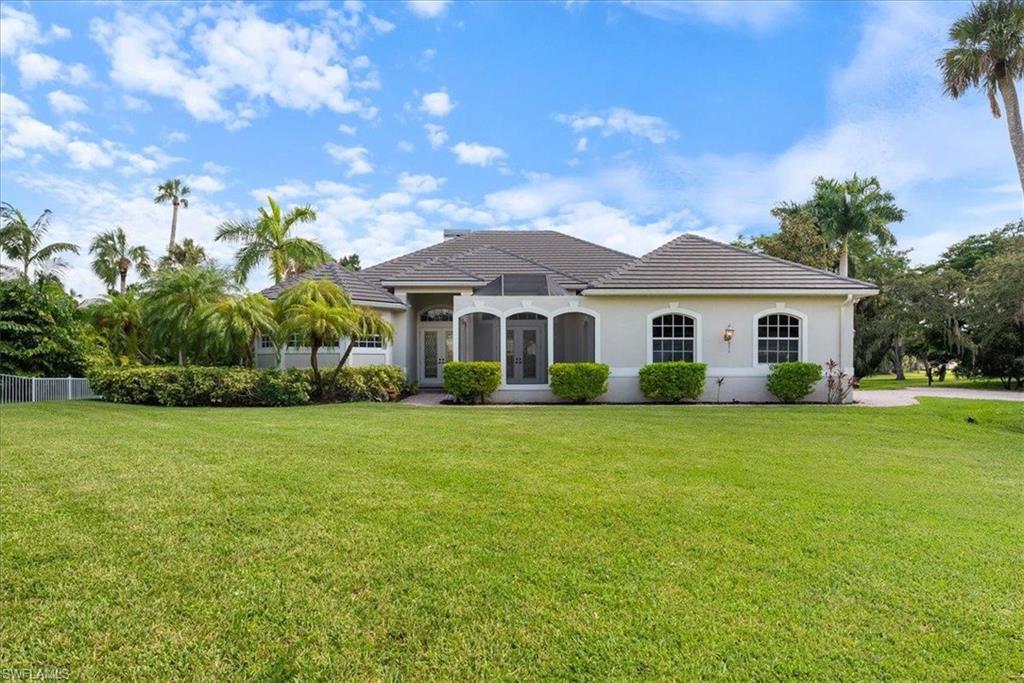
588,233 -> 877,291
259,262 -> 404,306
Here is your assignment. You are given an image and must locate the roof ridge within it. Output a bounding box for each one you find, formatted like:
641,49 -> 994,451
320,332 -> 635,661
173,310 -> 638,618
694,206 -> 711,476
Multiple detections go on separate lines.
482,244 -> 584,283
392,250 -> 482,280
361,232 -> 474,275
677,233 -> 877,287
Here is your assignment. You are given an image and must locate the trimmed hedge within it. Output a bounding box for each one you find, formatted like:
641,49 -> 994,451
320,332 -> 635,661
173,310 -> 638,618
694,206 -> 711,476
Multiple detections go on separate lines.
88,366 -> 311,407
443,361 -> 502,404
329,365 -> 414,402
766,362 -> 823,403
549,362 -> 609,403
638,362 -> 707,402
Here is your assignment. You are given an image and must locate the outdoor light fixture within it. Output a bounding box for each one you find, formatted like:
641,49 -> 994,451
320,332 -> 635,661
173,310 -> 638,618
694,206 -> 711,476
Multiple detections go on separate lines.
723,324 -> 735,352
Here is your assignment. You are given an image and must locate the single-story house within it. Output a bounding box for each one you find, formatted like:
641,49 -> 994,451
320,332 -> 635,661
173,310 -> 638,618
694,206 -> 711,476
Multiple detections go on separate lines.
258,229 -> 877,402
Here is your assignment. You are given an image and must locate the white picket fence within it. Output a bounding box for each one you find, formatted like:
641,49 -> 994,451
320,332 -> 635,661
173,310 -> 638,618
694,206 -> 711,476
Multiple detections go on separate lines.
0,374 -> 98,404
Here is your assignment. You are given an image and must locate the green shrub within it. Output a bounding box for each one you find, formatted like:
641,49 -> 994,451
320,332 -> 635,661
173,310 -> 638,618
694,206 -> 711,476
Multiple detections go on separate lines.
329,365 -> 413,402
87,366 -> 310,407
549,362 -> 610,403
638,362 -> 707,402
766,362 -> 823,403
443,361 -> 502,404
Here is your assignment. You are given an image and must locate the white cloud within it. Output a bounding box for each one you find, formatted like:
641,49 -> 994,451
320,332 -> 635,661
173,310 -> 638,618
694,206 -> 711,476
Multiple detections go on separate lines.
420,90 -> 455,117
91,7 -> 373,129
368,15 -> 396,33
49,25 -> 72,41
397,140 -> 415,153
337,123 -> 357,136
424,123 -> 448,150
576,137 -> 588,153
398,172 -> 446,194
325,143 -> 374,176
16,52 -> 90,87
624,0 -> 799,33
166,131 -> 189,143
186,175 -> 226,193
406,1 -> 451,19
1,7 -> 41,55
556,107 -> 677,144
122,94 -> 151,112
47,90 -> 88,115
65,141 -> 112,170
451,141 -> 508,167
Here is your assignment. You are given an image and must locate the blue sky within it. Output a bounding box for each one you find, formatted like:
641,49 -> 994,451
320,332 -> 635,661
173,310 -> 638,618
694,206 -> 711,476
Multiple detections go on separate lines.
1,0 -> 1021,296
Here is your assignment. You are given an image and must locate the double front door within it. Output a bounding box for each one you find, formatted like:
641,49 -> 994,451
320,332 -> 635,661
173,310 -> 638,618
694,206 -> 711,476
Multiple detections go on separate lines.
419,327 -> 452,386
506,322 -> 547,384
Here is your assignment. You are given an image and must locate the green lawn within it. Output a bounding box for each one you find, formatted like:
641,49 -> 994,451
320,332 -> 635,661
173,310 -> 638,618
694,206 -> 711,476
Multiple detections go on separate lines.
2,401 -> 1022,680
859,370 -> 1016,391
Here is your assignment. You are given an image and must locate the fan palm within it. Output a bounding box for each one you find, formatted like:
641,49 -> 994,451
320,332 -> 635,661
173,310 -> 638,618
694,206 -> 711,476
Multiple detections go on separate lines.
215,196 -> 330,285
778,175 -> 905,278
940,0 -> 1024,193
203,293 -> 277,367
142,265 -> 230,365
154,179 -> 191,251
89,291 -> 145,363
0,202 -> 79,280
90,227 -> 151,295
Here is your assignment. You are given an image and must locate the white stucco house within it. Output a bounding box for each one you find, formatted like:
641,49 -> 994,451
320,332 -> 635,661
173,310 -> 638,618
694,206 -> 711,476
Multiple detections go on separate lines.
257,230 -> 877,402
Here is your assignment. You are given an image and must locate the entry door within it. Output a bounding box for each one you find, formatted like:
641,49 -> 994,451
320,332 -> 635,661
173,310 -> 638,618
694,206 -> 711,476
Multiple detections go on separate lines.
505,325 -> 546,384
420,328 -> 452,386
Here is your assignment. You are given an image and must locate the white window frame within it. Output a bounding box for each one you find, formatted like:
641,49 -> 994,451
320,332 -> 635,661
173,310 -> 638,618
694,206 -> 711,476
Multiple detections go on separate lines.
752,307 -> 807,366
351,335 -> 385,351
646,306 -> 702,365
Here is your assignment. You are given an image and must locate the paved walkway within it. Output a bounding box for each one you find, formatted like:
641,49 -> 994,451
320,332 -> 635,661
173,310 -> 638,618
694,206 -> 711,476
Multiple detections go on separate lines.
854,387 -> 1024,407
399,391 -> 449,406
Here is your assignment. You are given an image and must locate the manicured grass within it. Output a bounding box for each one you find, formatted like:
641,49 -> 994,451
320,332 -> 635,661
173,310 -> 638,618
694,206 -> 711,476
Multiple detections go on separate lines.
859,370 -> 1016,391
2,400 -> 1022,679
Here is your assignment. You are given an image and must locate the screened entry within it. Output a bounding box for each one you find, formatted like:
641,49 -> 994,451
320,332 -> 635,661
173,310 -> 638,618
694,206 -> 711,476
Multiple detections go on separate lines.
506,313 -> 548,384
553,312 -> 596,363
458,312 -> 500,361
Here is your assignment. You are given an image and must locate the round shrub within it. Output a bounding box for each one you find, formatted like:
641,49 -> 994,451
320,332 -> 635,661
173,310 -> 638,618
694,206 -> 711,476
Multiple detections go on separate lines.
549,362 -> 609,403
443,361 -> 502,404
638,362 -> 707,402
766,362 -> 823,403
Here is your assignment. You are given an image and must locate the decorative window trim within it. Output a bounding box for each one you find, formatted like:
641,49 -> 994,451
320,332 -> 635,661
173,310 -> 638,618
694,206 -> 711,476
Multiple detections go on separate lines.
646,307 -> 702,364
752,307 -> 807,365
352,335 -> 384,349
419,307 -> 453,322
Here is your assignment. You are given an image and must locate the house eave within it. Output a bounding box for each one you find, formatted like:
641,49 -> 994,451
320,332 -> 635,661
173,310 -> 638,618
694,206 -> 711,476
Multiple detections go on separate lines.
352,299 -> 407,310
582,287 -> 880,297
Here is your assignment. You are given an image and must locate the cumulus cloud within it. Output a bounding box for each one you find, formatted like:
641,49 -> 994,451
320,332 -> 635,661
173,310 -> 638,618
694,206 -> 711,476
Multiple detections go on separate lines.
17,52 -> 90,87
420,90 -> 455,117
47,90 -> 88,115
406,1 -> 451,19
398,172 -> 446,194
1,6 -> 72,56
450,141 -> 508,167
325,143 -> 374,176
424,123 -> 448,150
555,107 -> 677,144
90,7 -> 374,129
187,175 -> 227,193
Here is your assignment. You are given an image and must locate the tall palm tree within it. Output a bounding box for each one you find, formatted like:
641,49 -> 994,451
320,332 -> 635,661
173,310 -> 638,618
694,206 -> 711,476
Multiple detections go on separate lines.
142,265 -> 230,365
0,202 -> 79,280
778,175 -> 905,278
203,293 -> 277,367
154,179 -> 191,251
940,0 -> 1024,193
159,237 -> 207,269
215,196 -> 330,285
90,227 -> 151,295
89,291 -> 145,363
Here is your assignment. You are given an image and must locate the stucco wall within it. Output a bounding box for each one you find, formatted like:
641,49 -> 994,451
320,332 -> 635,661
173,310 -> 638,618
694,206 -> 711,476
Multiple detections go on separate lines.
254,308 -> 396,370
454,293 -> 857,403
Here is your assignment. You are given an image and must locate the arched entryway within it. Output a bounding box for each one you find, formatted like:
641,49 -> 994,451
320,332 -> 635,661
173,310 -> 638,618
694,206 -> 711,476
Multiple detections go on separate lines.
505,312 -> 548,384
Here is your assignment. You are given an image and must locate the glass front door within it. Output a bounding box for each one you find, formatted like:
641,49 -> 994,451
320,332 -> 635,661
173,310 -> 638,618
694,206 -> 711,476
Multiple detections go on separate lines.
505,323 -> 547,384
420,328 -> 452,385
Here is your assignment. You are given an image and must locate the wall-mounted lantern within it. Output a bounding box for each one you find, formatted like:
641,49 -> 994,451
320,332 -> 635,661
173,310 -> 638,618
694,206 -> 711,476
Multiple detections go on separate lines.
723,324 -> 735,352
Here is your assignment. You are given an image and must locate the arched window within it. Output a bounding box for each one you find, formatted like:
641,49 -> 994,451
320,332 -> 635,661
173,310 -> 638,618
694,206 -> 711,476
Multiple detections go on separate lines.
419,307 -> 453,322
651,313 -> 695,363
757,313 -> 801,363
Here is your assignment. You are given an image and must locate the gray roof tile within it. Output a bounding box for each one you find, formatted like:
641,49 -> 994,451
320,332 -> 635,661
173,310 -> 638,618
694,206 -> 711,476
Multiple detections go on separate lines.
259,263 -> 404,306
589,233 -> 877,291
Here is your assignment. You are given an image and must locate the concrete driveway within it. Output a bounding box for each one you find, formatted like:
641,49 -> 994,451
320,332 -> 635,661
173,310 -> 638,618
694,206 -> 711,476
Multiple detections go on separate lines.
855,387 -> 1024,407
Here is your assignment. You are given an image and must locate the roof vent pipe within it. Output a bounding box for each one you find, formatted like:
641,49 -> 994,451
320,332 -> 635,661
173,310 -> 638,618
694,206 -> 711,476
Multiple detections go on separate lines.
443,229 -> 472,240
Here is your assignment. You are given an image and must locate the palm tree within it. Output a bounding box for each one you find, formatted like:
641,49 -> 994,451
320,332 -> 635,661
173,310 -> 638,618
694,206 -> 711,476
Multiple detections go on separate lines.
276,280 -> 393,399
90,228 -> 151,295
154,179 -> 191,251
89,291 -> 145,363
0,202 -> 79,280
142,265 -> 230,365
940,0 -> 1024,193
159,237 -> 207,269
215,196 -> 330,285
203,293 -> 277,367
778,175 -> 905,278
